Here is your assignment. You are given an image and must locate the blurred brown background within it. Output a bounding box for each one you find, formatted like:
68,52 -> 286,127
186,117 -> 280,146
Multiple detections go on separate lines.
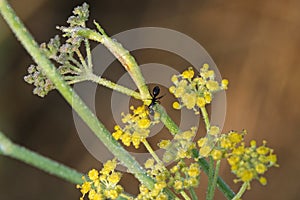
0,0 -> 299,199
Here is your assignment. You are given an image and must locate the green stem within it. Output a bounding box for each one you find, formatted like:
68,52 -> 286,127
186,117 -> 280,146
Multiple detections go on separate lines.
189,187 -> 198,200
70,57 -> 84,70
206,157 -> 215,200
156,104 -> 179,135
180,191 -> 191,200
0,0 -> 154,190
75,49 -> 89,70
207,159 -> 221,200
84,38 -> 93,70
193,150 -> 235,200
143,140 -> 163,166
119,192 -> 135,200
232,182 -> 249,200
200,107 -> 210,132
75,24 -> 150,100
87,73 -> 141,100
0,131 -> 83,184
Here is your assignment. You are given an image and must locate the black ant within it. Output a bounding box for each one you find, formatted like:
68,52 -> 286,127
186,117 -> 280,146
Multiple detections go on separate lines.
148,86 -> 163,115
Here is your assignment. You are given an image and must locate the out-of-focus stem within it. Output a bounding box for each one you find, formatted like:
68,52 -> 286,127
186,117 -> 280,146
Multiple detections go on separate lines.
0,131 -> 83,184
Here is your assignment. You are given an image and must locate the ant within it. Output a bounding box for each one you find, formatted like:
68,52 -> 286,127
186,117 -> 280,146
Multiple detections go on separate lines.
148,86 -> 163,115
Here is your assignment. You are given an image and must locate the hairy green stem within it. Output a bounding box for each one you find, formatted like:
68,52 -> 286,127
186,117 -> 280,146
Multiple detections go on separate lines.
181,191 -> 191,200
87,73 -> 141,99
0,131 -> 83,184
156,104 -> 179,135
207,159 -> 221,200
0,0 -> 154,189
189,187 -> 198,200
75,25 -> 150,100
193,150 -> 235,199
84,39 -> 93,70
206,157 -> 215,200
143,140 -> 163,166
200,107 -> 210,132
232,182 -> 249,200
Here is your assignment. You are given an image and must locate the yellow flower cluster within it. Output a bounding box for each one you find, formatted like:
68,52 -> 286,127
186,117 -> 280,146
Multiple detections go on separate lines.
76,159 -> 123,200
136,183 -> 168,200
112,105 -> 159,148
213,130 -> 278,185
158,127 -> 197,162
168,161 -> 201,192
169,64 -> 228,114
140,159 -> 201,198
197,125 -> 221,157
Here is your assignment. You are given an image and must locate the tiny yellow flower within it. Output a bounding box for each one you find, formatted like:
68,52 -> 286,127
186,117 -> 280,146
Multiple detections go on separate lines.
177,148 -> 187,159
199,145 -> 212,157
211,149 -> 223,160
250,140 -> 256,147
222,79 -> 229,89
174,86 -> 185,98
196,97 -> 206,107
174,180 -> 183,190
240,170 -> 254,182
139,185 -> 149,195
170,165 -> 179,173
171,75 -> 179,84
80,182 -> 91,194
209,126 -> 220,136
138,118 -> 151,129
108,172 -> 121,184
172,101 -> 181,109
267,154 -> 277,165
228,132 -> 243,143
202,63 -> 209,70
156,193 -> 168,200
169,85 -> 176,93
106,189 -> 118,199
88,169 -> 99,181
227,155 -> 240,166
182,67 -> 194,79
259,176 -> 267,185
257,146 -> 270,155
112,130 -> 122,140
101,159 -> 117,175
255,163 -> 267,174
182,93 -> 197,109
204,92 -> 212,103
206,80 -> 219,91
189,177 -> 199,187
144,158 -> 155,169
188,164 -> 200,177
197,137 -> 208,147
158,140 -> 171,149
132,132 -> 142,149
120,132 -> 131,146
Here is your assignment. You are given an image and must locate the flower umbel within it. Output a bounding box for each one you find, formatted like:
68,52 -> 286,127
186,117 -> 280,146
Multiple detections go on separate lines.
112,105 -> 159,148
169,64 -> 228,114
215,130 -> 278,185
76,158 -> 123,200
160,127 -> 197,162
24,3 -> 92,97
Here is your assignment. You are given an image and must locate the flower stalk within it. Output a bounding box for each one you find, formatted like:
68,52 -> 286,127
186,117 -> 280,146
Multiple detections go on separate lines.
0,131 -> 83,184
